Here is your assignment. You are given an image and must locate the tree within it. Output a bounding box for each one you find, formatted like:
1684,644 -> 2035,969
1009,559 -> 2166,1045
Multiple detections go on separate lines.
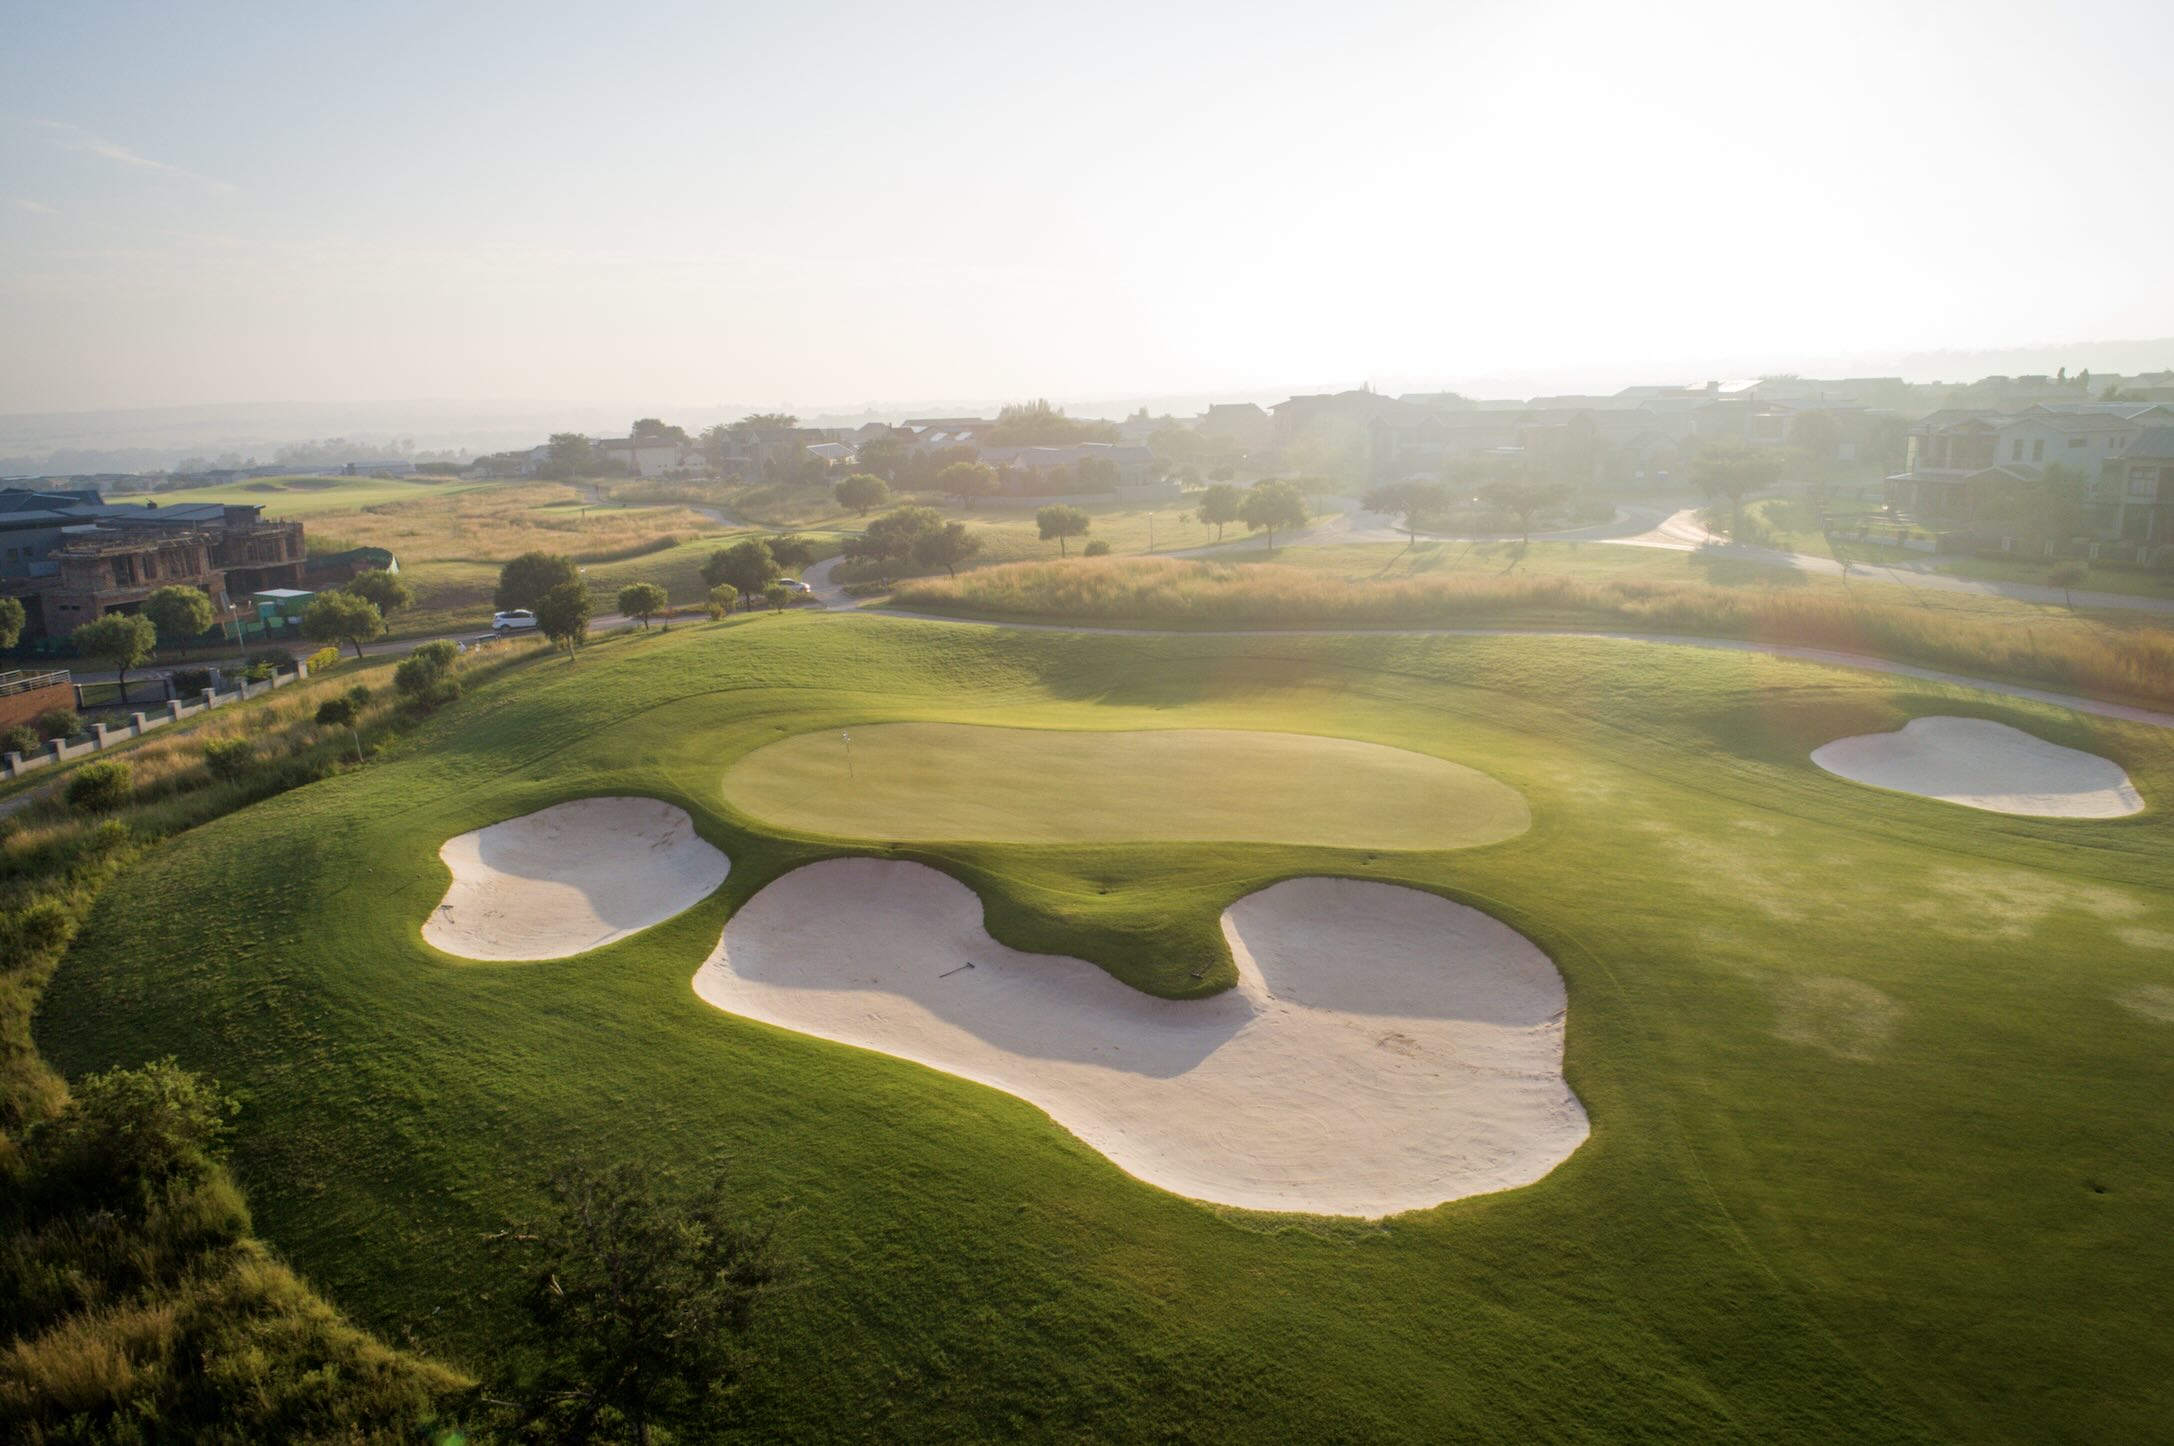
1363,480 -> 1450,547
911,521 -> 982,577
497,551 -> 580,612
315,695 -> 365,763
2048,560 -> 2089,609
1036,504 -> 1091,557
1480,477 -> 1571,544
738,411 -> 798,428
514,1158 -> 781,1444
630,417 -> 688,444
834,473 -> 891,516
544,433 -> 599,478
703,539 -> 779,607
142,585 -> 215,653
706,582 -> 738,617
987,398 -> 1117,446
936,460 -> 1000,504
618,582 -> 669,629
347,567 -> 414,616
70,612 -> 158,701
534,580 -> 593,658
766,534 -> 817,571
0,594 -> 23,650
851,507 -> 944,570
1239,479 -> 1309,549
1686,441 -> 1784,540
762,581 -> 791,613
301,591 -> 385,660
1194,484 -> 1244,543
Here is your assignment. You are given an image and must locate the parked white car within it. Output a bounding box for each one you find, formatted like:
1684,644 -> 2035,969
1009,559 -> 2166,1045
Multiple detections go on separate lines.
492,609 -> 539,632
782,578 -> 813,595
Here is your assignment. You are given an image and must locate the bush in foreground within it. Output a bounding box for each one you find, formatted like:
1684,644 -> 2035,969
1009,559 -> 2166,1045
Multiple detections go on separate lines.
64,761 -> 132,814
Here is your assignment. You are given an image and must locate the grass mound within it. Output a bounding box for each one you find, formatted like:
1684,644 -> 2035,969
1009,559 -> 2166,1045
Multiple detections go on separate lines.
893,557 -> 2174,708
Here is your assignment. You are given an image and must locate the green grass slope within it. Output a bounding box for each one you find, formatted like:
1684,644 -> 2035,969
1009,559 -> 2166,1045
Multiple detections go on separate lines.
35,615 -> 2174,1442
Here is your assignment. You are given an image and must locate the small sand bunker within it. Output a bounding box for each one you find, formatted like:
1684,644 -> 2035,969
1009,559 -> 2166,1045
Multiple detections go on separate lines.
695,860 -> 1586,1216
425,798 -> 730,960
1811,717 -> 2143,818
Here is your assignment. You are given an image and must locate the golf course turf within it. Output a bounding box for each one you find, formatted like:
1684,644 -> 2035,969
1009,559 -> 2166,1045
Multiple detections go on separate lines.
35,613 -> 2174,1442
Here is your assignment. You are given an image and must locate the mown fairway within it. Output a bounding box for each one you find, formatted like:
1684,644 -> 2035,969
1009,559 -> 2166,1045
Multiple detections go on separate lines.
37,614 -> 2174,1442
724,721 -> 1530,847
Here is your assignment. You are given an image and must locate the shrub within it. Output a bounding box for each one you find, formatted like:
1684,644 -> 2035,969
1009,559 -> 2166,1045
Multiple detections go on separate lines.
411,639 -> 460,673
171,667 -> 215,695
66,759 -> 134,813
1083,539 -> 1113,556
36,707 -> 83,741
345,684 -> 372,710
707,582 -> 739,615
201,737 -> 255,782
305,646 -> 341,673
3,723 -> 40,757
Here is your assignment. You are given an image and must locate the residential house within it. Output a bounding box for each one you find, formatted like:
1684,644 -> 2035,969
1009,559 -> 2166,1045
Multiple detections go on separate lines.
1192,403 -> 1274,452
595,437 -> 688,479
2098,427 -> 2174,545
1888,408 -> 2158,530
0,490 -> 307,641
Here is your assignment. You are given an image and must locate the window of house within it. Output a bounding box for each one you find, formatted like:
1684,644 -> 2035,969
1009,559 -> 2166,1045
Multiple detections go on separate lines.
2032,439 -> 2045,462
2128,472 -> 2157,499
2012,439 -> 2025,460
2069,437 -> 2086,448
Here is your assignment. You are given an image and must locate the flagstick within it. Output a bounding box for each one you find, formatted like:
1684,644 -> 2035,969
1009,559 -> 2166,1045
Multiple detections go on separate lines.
842,728 -> 854,780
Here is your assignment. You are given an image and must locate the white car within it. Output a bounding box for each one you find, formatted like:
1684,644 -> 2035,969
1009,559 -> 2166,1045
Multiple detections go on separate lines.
782,578 -> 813,594
492,609 -> 539,632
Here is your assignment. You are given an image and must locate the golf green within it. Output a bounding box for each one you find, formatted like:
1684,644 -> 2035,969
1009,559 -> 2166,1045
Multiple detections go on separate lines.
722,721 -> 1529,847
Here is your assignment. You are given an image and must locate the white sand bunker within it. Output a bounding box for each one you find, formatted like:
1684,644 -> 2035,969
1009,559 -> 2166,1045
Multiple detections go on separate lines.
425,798 -> 730,960
1811,716 -> 2143,818
695,860 -> 1587,1216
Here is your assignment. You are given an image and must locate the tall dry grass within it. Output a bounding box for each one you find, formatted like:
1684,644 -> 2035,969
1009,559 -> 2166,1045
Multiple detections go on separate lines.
310,482 -> 717,565
893,557 -> 2174,709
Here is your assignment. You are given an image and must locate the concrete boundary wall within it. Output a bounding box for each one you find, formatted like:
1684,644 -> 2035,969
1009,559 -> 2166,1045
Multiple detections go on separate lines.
2,660 -> 311,782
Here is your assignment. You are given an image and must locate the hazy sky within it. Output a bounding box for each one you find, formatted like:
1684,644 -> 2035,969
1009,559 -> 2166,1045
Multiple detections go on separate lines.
5,0 -> 2172,413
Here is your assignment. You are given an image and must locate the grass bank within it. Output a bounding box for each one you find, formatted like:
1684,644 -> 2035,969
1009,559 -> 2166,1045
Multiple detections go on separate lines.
32,614 -> 2174,1441
892,556 -> 2174,710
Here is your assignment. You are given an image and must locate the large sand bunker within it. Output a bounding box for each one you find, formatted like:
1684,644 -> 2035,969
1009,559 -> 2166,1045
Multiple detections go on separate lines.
1811,717 -> 2143,818
723,723 -> 1529,849
425,798 -> 730,960
695,860 -> 1586,1215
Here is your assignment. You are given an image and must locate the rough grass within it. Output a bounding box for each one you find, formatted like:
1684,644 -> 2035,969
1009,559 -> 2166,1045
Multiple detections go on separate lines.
32,615 -> 2174,1442
723,721 -> 1529,848
892,557 -> 2174,709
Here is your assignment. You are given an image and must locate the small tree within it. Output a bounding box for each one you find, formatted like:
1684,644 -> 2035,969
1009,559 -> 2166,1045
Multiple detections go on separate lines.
706,583 -> 739,619
2048,559 -> 2089,609
911,521 -> 982,577
936,460 -> 1000,505
534,580 -> 592,659
618,582 -> 669,630
766,535 -> 817,571
834,473 -> 891,516
1239,479 -> 1309,549
763,581 -> 791,613
514,1158 -> 781,1444
1480,478 -> 1571,544
1363,480 -> 1450,547
315,695 -> 364,763
142,585 -> 215,654
1687,442 -> 1783,540
849,507 -> 944,571
496,551 -> 580,612
70,613 -> 159,704
1195,484 -> 1244,543
703,540 -> 778,607
1082,539 -> 1112,556
301,591 -> 385,660
1036,504 -> 1091,557
347,567 -> 414,616
0,595 -> 24,650
36,707 -> 82,740
65,758 -> 132,813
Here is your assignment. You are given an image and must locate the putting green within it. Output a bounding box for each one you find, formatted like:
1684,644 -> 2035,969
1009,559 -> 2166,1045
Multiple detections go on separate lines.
721,722 -> 1529,848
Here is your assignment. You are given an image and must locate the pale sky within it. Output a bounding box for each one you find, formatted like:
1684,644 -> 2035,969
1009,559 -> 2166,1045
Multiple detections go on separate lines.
5,0 -> 2172,413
